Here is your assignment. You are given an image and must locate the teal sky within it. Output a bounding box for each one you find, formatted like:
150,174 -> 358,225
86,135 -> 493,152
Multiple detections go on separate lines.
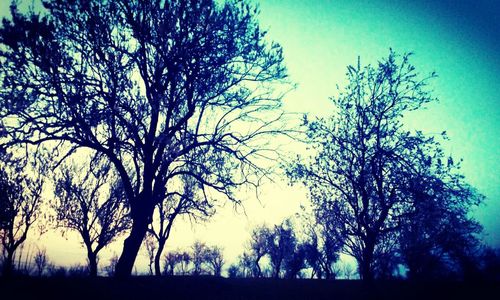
257,0 -> 500,246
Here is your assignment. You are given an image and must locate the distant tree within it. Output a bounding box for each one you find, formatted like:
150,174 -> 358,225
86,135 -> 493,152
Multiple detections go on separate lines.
204,246 -> 225,276
0,0 -> 288,277
283,242 -> 307,279
191,241 -> 209,276
233,252 -> 255,278
248,225 -> 272,277
288,52 -> 442,280
162,252 -> 175,276
301,213 -> 343,279
480,247 -> 500,280
341,262 -> 356,279
176,251 -> 192,275
148,175 -> 213,276
104,254 -> 120,277
0,154 -> 45,276
47,265 -> 68,278
266,219 -> 297,278
227,264 -> 240,278
162,249 -> 192,276
53,159 -> 131,277
67,264 -> 90,277
163,251 -> 180,276
34,248 -> 49,277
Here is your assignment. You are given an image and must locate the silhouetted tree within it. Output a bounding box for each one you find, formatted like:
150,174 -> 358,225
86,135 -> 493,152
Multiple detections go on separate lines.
301,211 -> 343,279
266,219 -> 297,278
162,249 -> 192,276
34,248 -> 49,277
204,246 -> 224,276
398,128 -> 484,280
227,264 -> 240,278
0,154 -> 45,276
283,242 -> 307,278
236,252 -> 255,278
162,251 -> 178,276
480,247 -> 500,280
53,159 -> 131,277
248,225 -> 272,277
191,240 -> 209,275
341,262 -> 356,279
148,175 -> 213,276
0,0 -> 288,277
288,51 -> 440,280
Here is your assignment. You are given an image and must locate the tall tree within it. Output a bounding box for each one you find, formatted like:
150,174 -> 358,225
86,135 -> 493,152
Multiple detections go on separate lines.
0,0 -> 287,276
288,51 -> 440,280
53,159 -> 131,277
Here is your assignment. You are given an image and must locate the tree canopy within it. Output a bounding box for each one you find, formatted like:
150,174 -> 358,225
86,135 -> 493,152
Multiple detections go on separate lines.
288,51 -> 484,280
0,0 -> 288,276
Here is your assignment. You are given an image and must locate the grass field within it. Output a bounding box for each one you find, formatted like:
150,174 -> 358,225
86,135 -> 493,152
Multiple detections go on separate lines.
1,276 -> 498,300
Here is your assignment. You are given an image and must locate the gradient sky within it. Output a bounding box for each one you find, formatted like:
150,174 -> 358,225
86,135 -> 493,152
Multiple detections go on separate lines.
1,0 -> 499,272
257,0 -> 500,244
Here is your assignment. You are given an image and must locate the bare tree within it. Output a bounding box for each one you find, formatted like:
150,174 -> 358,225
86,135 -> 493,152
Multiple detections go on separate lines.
301,214 -> 343,279
248,225 -> 272,277
148,175 -> 213,276
53,159 -> 131,277
0,154 -> 45,276
341,262 -> 356,279
0,0 -> 288,277
163,251 -> 179,276
266,219 -> 297,279
288,52 -> 439,280
191,240 -> 209,276
34,248 -> 49,277
204,246 -> 224,276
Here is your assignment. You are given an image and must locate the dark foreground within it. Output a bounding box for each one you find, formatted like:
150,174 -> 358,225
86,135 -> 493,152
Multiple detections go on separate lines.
1,276 -> 498,300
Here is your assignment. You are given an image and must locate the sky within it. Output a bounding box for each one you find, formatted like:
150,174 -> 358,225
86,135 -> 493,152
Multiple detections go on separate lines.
1,0 -> 499,273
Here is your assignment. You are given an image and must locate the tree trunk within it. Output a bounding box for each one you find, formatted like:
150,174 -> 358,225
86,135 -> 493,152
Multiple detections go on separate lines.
115,213 -> 150,277
255,256 -> 262,278
360,241 -> 375,281
2,249 -> 15,277
154,238 -> 166,276
87,251 -> 98,277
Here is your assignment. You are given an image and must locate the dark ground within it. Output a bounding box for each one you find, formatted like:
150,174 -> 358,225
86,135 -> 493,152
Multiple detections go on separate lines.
0,276 -> 498,300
